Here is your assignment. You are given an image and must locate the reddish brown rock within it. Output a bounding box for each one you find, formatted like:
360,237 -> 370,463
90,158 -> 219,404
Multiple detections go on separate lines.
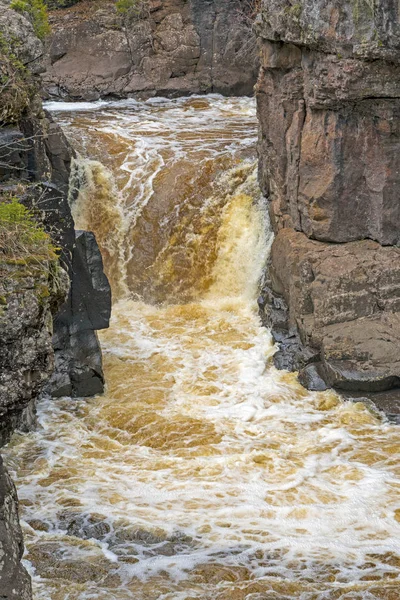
257,1 -> 400,406
42,0 -> 259,100
257,42 -> 400,245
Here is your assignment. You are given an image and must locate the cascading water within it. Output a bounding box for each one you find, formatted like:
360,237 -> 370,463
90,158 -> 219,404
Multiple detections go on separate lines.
4,96 -> 400,600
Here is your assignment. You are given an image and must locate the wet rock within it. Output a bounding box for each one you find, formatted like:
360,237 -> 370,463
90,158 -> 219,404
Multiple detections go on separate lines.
109,525 -> 194,556
58,511 -> 111,540
29,542 -> 112,583
49,231 -> 111,398
298,364 -> 328,392
342,389 -> 400,425
26,518 -> 51,532
42,0 -> 259,100
58,510 -> 195,558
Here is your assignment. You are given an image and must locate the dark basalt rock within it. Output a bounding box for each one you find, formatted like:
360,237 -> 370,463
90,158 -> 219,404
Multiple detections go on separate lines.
297,364 -> 329,392
14,126 -> 112,400
49,230 -> 111,398
342,389 -> 400,425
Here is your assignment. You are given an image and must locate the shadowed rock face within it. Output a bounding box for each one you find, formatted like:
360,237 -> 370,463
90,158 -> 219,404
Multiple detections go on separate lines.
49,230 -> 112,398
0,456 -> 31,600
42,0 -> 259,100
256,0 -> 400,415
0,115 -> 112,401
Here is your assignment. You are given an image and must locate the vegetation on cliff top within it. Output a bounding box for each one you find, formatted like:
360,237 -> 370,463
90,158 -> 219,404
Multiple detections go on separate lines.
115,0 -> 148,16
10,0 -> 50,40
0,198 -> 58,261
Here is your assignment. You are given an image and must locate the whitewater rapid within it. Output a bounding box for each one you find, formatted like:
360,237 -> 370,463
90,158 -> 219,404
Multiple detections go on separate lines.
4,96 -> 400,600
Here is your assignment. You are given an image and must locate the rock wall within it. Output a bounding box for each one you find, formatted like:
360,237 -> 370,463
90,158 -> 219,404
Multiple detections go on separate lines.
256,0 -> 400,418
0,2 -> 111,596
43,0 -> 259,100
0,456 -> 31,600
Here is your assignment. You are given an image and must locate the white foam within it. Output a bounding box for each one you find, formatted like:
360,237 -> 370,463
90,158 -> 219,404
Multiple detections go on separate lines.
4,95 -> 400,600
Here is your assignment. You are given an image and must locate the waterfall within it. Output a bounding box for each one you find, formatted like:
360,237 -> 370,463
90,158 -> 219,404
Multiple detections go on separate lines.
4,96 -> 400,600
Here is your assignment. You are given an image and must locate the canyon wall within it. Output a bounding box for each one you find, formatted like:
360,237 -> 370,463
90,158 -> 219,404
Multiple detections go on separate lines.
256,0 -> 400,419
0,3 -> 111,596
42,0 -> 259,100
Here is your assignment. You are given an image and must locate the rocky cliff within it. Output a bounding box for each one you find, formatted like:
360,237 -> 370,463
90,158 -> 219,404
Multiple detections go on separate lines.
0,2 -> 111,596
42,0 -> 259,100
256,0 -> 400,419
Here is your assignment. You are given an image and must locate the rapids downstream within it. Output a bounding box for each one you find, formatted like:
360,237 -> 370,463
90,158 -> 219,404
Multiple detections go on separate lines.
4,96 -> 400,599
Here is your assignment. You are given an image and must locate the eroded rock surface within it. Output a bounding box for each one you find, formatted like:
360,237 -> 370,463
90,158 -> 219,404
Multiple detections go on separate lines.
256,0 -> 400,414
42,0 -> 259,100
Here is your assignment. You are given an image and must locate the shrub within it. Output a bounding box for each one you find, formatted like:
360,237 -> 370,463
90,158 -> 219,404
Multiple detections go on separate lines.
0,198 -> 57,261
115,0 -> 148,18
10,0 -> 51,40
0,34 -> 32,123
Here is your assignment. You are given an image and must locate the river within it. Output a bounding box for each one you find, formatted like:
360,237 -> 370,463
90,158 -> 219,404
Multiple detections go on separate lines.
4,96 -> 400,600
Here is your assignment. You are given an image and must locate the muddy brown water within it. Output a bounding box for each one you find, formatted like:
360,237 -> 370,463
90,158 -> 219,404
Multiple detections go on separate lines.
4,96 -> 400,599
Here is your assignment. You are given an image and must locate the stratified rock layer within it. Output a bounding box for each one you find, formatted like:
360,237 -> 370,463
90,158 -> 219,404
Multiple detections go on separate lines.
256,0 -> 400,414
43,0 -> 259,100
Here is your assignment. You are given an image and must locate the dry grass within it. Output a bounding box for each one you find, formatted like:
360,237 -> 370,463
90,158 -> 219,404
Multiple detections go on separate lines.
0,197 -> 57,261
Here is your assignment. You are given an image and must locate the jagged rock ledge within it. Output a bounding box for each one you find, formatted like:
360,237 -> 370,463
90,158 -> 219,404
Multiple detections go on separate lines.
256,0 -> 400,421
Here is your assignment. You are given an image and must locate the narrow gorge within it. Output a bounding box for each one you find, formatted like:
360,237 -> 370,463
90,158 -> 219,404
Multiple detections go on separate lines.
0,1 -> 399,599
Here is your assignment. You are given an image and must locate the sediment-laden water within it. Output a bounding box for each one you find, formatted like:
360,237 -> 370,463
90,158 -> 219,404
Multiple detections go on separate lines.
4,96 -> 400,600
